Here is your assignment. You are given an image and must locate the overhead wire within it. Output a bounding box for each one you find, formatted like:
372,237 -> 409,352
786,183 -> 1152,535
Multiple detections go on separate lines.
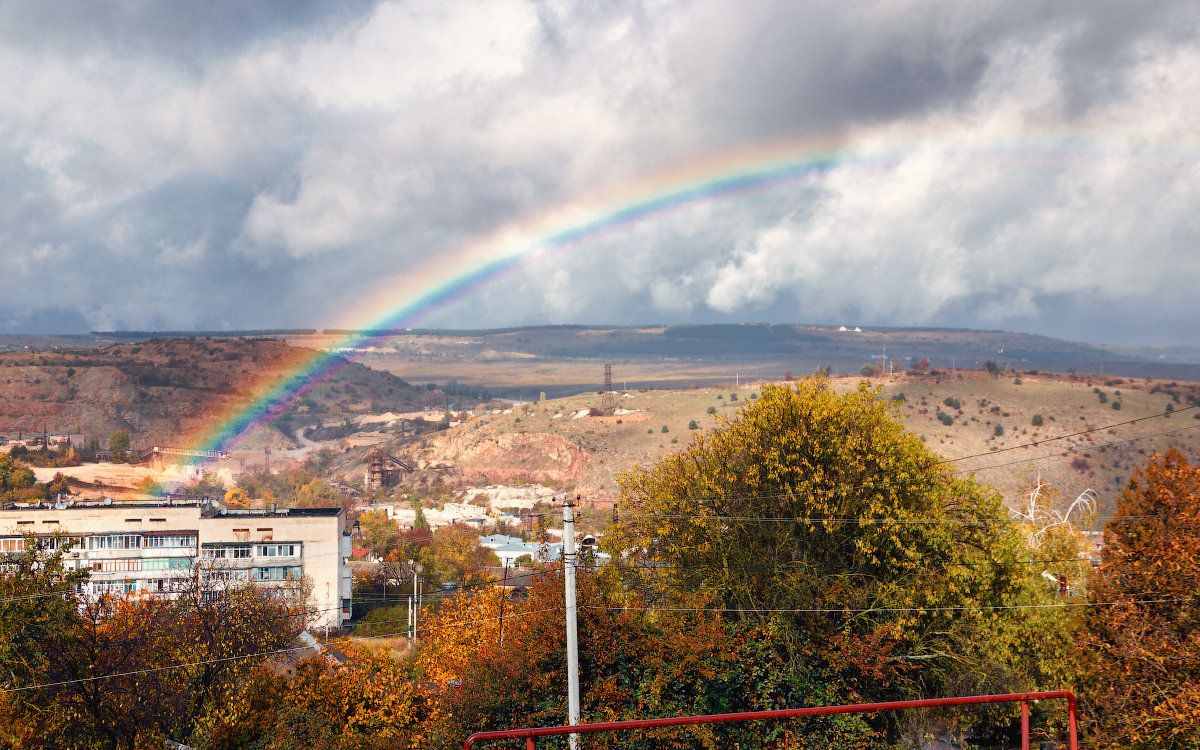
0,605 -> 562,694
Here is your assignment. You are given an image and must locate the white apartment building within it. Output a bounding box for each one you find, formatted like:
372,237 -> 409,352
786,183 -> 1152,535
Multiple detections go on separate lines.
0,499 -> 353,628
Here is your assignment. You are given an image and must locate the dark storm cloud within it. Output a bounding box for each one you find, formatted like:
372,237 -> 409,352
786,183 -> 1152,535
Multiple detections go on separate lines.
1,0 -> 1199,344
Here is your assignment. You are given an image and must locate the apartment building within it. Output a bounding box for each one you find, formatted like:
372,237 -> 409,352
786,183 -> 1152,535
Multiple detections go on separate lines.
0,499 -> 353,628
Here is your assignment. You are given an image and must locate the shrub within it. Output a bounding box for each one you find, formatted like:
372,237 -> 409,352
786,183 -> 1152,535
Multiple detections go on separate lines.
1013,377 -> 1022,385
661,425 -> 669,433
892,393 -> 907,403
1031,414 -> 1044,427
943,397 -> 961,409
688,420 -> 699,430
994,424 -> 1005,437
1112,400 -> 1122,410
937,411 -> 953,426
706,406 -> 717,415
730,393 -> 737,401
717,394 -> 723,399
860,364 -> 878,377
1098,392 -> 1108,403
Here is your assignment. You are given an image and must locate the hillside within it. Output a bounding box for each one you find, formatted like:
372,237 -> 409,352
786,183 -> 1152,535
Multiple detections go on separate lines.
0,338 -> 438,452
362,370 -> 1200,520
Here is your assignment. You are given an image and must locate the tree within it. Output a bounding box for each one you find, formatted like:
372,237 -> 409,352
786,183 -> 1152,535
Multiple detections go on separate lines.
610,380 -> 1074,734
0,542 -> 309,749
193,646 -> 429,750
223,486 -> 250,508
108,430 -> 130,463
984,360 -> 1002,378
1080,448 -> 1200,747
417,574 -> 880,750
358,508 -> 400,557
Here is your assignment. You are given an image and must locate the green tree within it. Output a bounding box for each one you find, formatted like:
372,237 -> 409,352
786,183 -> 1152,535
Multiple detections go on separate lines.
1080,448 -> 1200,747
108,429 -> 130,463
1032,413 -> 1044,427
610,380 -> 1072,725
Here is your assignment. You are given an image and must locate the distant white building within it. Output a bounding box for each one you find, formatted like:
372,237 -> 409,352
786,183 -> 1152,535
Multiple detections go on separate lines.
0,499 -> 353,628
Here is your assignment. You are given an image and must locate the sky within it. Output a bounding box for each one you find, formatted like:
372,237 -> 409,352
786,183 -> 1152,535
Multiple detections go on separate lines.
2,1 -> 1200,345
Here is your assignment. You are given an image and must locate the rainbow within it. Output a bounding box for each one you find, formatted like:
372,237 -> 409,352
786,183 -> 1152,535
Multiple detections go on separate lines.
158,131 -> 1165,487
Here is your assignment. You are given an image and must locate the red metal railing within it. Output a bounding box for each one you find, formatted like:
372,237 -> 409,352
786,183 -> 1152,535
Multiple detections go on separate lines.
463,690 -> 1078,750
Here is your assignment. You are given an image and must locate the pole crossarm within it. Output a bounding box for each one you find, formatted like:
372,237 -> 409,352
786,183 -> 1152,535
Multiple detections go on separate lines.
463,690 -> 1079,750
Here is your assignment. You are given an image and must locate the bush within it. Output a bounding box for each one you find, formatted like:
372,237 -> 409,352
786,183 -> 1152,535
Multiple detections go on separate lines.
860,364 -> 878,377
661,425 -> 669,433
1112,400 -> 1122,410
730,393 -> 738,401
688,420 -> 699,430
1014,377 -> 1023,385
1098,392 -> 1108,403
1032,413 -> 1044,427
943,397 -> 961,409
994,424 -> 1005,437
706,406 -> 717,415
937,411 -> 954,426
892,393 -> 906,403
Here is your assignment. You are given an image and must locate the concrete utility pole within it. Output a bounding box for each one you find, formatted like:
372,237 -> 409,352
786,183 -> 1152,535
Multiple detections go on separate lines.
562,496 -> 581,750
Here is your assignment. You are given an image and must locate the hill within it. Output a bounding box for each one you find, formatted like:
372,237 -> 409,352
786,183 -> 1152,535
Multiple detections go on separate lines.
0,338 -> 438,452
359,369 -> 1200,520
284,324 -> 1200,398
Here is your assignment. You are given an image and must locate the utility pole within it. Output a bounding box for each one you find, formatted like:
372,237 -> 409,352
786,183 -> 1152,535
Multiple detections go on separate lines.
264,448 -> 271,473
410,560 -> 420,641
562,496 -> 581,750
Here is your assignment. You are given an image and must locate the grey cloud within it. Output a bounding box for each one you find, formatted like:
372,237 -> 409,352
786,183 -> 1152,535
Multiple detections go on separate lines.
1,0 -> 1199,345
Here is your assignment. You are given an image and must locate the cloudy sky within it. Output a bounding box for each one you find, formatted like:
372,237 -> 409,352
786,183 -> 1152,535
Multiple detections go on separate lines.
2,0 -> 1200,345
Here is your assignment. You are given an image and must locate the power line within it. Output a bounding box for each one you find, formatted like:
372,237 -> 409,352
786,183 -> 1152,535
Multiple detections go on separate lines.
582,597 -> 1193,616
617,421 -> 1200,508
0,605 -> 560,694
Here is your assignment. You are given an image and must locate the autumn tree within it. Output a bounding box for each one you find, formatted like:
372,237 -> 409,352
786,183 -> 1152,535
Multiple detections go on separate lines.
417,573 -> 881,750
357,508 -> 400,557
1080,448 -> 1200,748
0,550 -> 309,749
609,380 -> 1076,739
418,524 -> 499,585
192,645 -> 429,750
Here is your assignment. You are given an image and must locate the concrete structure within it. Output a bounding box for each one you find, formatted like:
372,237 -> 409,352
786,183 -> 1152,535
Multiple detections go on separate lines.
0,499 -> 352,628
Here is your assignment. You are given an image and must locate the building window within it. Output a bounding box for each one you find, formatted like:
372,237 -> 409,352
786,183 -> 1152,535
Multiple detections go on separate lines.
88,534 -> 142,550
252,566 -> 302,581
92,558 -> 142,573
0,538 -> 27,552
144,535 -> 196,548
201,545 -> 252,559
255,544 -> 297,558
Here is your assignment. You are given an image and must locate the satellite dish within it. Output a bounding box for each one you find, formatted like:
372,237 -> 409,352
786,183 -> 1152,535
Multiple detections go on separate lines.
103,497 -> 112,506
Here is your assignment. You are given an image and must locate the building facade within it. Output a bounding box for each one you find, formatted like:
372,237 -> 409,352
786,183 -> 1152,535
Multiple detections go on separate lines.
0,500 -> 353,628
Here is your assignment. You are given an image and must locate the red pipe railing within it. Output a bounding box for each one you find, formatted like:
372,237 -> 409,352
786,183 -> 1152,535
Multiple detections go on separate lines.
463,690 -> 1078,750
